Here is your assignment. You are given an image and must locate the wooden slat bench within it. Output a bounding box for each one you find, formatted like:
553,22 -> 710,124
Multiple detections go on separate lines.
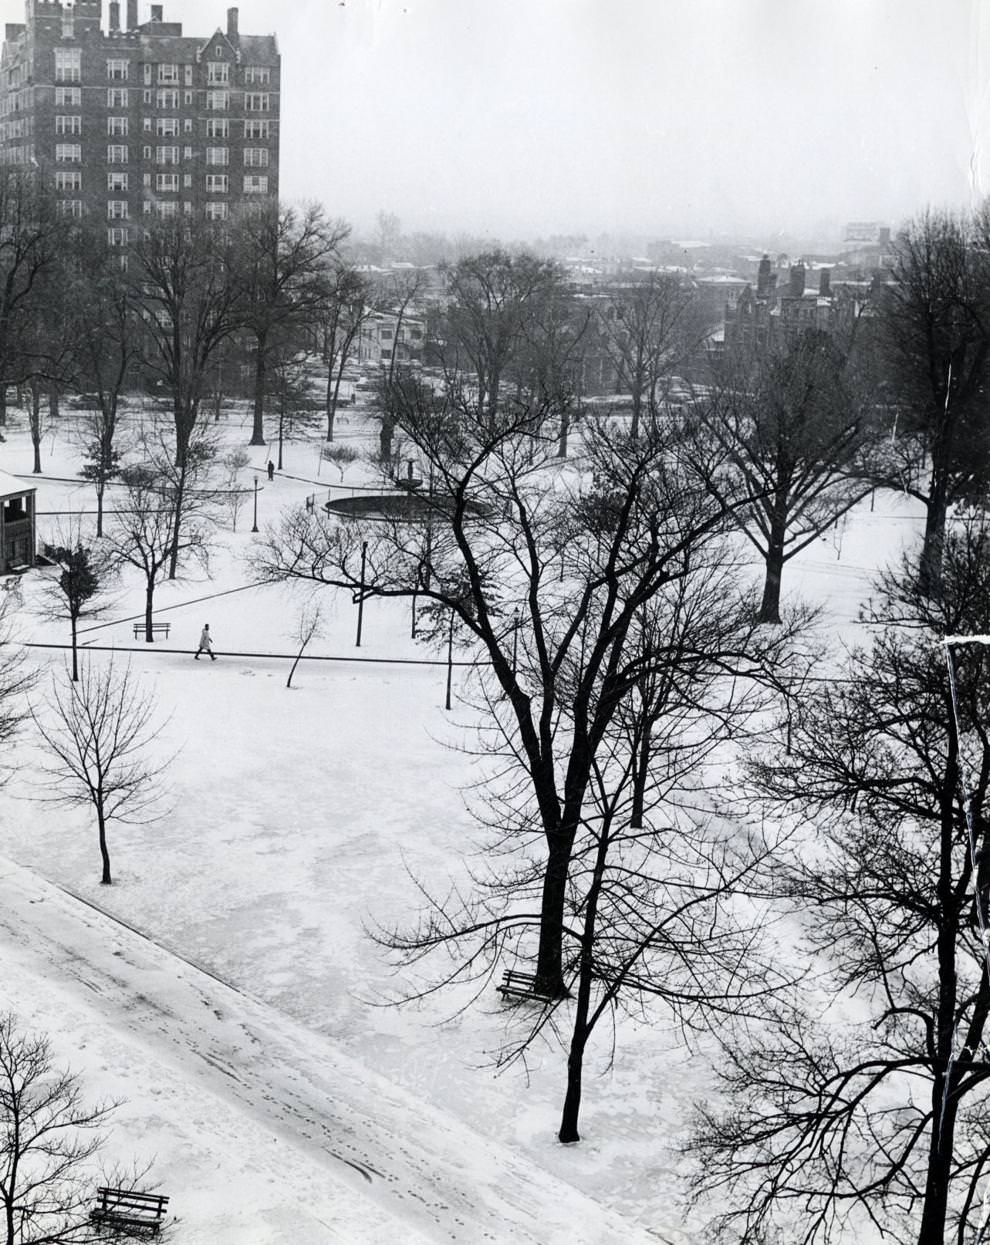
91,1187 -> 169,1236
497,968 -> 559,1002
132,622 -> 171,640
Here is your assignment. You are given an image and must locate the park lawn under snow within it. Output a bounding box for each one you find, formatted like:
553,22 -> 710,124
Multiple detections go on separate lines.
0,404 -> 923,1242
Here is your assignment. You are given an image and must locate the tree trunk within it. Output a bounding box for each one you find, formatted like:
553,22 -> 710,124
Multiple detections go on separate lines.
558,821 -> 609,1142
30,388 -> 42,474
535,828 -> 574,997
250,337 -> 267,446
557,411 -> 570,459
630,722 -> 651,830
630,383 -> 642,441
95,478 -> 105,539
0,385 -> 6,428
97,804 -> 111,885
48,385 -> 59,420
919,459 -> 949,599
380,412 -> 395,464
758,496 -> 790,624
144,582 -> 155,643
70,613 -> 79,683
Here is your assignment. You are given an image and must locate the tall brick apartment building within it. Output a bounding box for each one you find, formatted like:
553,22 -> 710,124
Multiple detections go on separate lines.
0,1 -> 280,236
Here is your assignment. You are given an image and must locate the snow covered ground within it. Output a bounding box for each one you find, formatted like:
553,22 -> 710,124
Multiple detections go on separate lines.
0,404 -> 924,1242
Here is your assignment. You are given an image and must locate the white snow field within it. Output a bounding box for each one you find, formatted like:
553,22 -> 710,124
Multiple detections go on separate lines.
0,404 -> 923,1242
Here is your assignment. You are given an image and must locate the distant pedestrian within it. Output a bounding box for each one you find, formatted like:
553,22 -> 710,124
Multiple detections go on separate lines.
267,460 -> 275,481
194,623 -> 216,661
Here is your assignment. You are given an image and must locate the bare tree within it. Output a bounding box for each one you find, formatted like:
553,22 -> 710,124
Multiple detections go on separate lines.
232,200 -> 347,447
0,169 -> 70,435
600,270 -> 712,439
696,328 -> 871,623
131,218 -> 242,579
68,227 -> 140,537
32,657 -> 171,886
104,467 -> 208,643
871,208 -> 990,598
0,591 -> 31,787
286,597 -> 325,689
316,260 -> 373,442
690,517 -> 990,1245
255,384 -> 750,997
220,449 -> 250,533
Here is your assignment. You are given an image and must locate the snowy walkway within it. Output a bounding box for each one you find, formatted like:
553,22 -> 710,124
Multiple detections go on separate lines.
0,856 -> 668,1244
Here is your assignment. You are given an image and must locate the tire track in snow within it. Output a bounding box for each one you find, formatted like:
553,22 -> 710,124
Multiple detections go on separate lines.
0,859 -> 667,1244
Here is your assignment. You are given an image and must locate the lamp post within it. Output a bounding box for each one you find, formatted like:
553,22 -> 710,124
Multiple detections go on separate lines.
355,540 -> 368,647
251,475 -> 259,533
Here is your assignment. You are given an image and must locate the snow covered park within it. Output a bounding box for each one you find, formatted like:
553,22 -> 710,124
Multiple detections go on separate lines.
0,400 -> 924,1243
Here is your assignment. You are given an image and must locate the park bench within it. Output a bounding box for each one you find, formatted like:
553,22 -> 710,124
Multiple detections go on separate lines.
497,968 -> 560,1002
90,1187 -> 169,1236
132,621 -> 171,640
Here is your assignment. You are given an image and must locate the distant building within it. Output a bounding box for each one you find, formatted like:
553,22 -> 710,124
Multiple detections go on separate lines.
723,254 -> 875,354
0,1 -> 280,232
0,470 -> 36,573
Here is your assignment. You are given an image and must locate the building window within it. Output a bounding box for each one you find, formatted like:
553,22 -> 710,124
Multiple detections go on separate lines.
143,118 -> 153,132
56,143 -> 83,162
205,147 -> 228,166
62,12 -> 74,38
244,66 -> 271,86
184,91 -> 193,105
144,64 -> 152,85
158,64 -> 179,84
107,171 -> 129,191
143,173 -> 152,187
108,116 -> 129,137
205,91 -> 229,111
243,174 -> 269,195
55,170 -> 82,191
184,118 -> 193,134
207,62 -> 229,85
143,90 -> 152,105
55,87 -> 81,106
156,89 -> 179,110
183,173 -> 192,188
108,227 -> 129,246
156,202 -> 177,219
55,115 -> 82,136
58,200 -> 84,217
107,88 -> 128,108
107,60 -> 129,80
244,119 -> 270,140
206,118 -> 229,139
243,148 -> 269,168
244,93 -> 271,112
184,65 -> 194,87
143,145 -> 152,159
205,174 -> 228,193
54,49 -> 82,84
155,173 -> 179,192
107,200 -> 129,219
156,146 -> 179,165
107,145 -> 128,163
156,118 -> 179,137
205,201 -> 228,221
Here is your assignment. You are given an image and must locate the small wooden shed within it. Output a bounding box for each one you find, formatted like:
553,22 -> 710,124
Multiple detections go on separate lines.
0,470 -> 36,574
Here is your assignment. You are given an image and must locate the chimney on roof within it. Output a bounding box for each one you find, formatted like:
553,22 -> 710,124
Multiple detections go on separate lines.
789,262 -> 806,298
126,0 -> 138,30
227,6 -> 239,36
756,254 -> 771,298
150,3 -> 162,20
819,268 -> 831,297
109,0 -> 120,29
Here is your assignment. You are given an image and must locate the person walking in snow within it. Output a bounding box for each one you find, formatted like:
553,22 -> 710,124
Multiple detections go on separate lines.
267,460 -> 275,481
194,623 -> 216,661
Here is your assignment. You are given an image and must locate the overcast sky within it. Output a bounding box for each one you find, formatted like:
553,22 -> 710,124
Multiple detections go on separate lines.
1,0 -> 982,246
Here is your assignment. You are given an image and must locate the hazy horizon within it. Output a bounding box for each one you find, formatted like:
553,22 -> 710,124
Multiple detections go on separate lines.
0,0 -> 981,250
